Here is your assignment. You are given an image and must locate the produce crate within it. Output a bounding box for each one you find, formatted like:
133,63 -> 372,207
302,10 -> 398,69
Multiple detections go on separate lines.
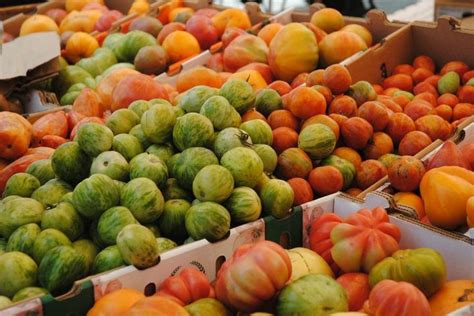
1,0 -> 139,37
0,3 -> 42,21
357,116 -> 474,243
7,192 -> 470,315
104,0 -> 270,35
5,0 -> 271,115
435,0 -> 474,20
343,16 -> 474,83
155,5 -> 405,85
0,218 -> 265,315
22,104 -> 71,123
343,16 -> 474,241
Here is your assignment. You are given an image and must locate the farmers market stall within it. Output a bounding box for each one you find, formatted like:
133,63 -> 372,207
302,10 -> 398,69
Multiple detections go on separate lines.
0,0 -> 473,315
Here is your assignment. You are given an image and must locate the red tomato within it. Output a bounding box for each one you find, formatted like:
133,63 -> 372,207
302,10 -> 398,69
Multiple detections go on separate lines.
156,267 -> 214,305
336,273 -> 370,311
215,240 -> 291,313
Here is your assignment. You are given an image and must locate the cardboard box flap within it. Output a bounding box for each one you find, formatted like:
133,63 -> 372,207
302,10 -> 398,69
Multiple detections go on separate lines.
0,32 -> 60,80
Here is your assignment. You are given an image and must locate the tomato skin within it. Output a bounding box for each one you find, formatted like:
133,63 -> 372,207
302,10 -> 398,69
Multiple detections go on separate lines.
336,273 -> 370,311
40,135 -> 68,149
87,288 -> 145,316
330,207 -> 401,273
123,296 -> 189,316
156,267 -> 214,305
215,240 -> 292,313
32,111 -> 69,146
0,152 -> 52,195
365,280 -> 431,316
309,213 -> 343,274
368,248 -> 447,297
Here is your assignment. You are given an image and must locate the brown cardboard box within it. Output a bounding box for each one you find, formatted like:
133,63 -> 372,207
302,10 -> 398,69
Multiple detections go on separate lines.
0,32 -> 60,98
462,15 -> 474,29
0,3 -> 41,21
435,0 -> 474,19
344,16 -> 474,83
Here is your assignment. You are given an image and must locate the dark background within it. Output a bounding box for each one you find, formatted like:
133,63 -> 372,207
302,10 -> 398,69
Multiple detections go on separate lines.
1,1 -> 47,7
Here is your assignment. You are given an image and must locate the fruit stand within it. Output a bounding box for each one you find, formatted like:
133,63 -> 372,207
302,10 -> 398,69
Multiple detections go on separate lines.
0,0 -> 473,315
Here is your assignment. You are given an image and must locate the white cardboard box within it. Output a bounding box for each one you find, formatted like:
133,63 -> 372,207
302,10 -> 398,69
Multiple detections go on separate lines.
3,192 -> 472,315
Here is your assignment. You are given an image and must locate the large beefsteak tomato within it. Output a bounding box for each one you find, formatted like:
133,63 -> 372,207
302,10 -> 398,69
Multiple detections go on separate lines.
214,240 -> 291,313
330,207 -> 401,273
309,213 -> 343,274
368,247 -> 446,297
364,280 -> 431,316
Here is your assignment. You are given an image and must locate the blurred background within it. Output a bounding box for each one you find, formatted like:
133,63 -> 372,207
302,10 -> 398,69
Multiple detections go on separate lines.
1,0 -> 473,23
0,0 -> 431,19
225,0 -> 435,21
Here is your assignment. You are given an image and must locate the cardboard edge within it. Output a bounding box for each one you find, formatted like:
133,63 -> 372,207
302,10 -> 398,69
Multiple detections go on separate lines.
23,105 -> 71,123
450,116 -> 474,144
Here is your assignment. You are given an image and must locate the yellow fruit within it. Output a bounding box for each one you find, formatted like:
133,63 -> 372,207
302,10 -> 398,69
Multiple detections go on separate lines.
310,8 -> 344,33
162,31 -> 200,64
20,14 -> 59,36
64,32 -> 99,63
429,280 -> 474,316
341,24 -> 373,47
128,1 -> 150,15
286,247 -> 333,281
268,23 -> 319,83
420,166 -> 474,229
65,0 -> 104,12
467,196 -> 474,228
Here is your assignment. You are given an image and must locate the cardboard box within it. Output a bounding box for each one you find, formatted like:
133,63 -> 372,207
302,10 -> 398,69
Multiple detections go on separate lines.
0,32 -> 60,99
344,16 -> 474,83
2,192 -> 472,315
1,0 -> 268,116
0,3 -> 41,21
358,116 -> 474,243
435,0 -> 474,19
155,5 -> 405,86
462,15 -> 474,29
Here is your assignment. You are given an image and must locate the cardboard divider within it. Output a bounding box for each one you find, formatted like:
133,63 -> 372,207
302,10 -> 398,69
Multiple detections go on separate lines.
22,105 -> 71,123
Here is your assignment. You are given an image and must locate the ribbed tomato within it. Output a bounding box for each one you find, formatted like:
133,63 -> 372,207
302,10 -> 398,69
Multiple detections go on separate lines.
365,280 -> 430,316
215,240 -> 291,313
309,213 -> 343,274
156,267 -> 214,305
330,207 -> 401,273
